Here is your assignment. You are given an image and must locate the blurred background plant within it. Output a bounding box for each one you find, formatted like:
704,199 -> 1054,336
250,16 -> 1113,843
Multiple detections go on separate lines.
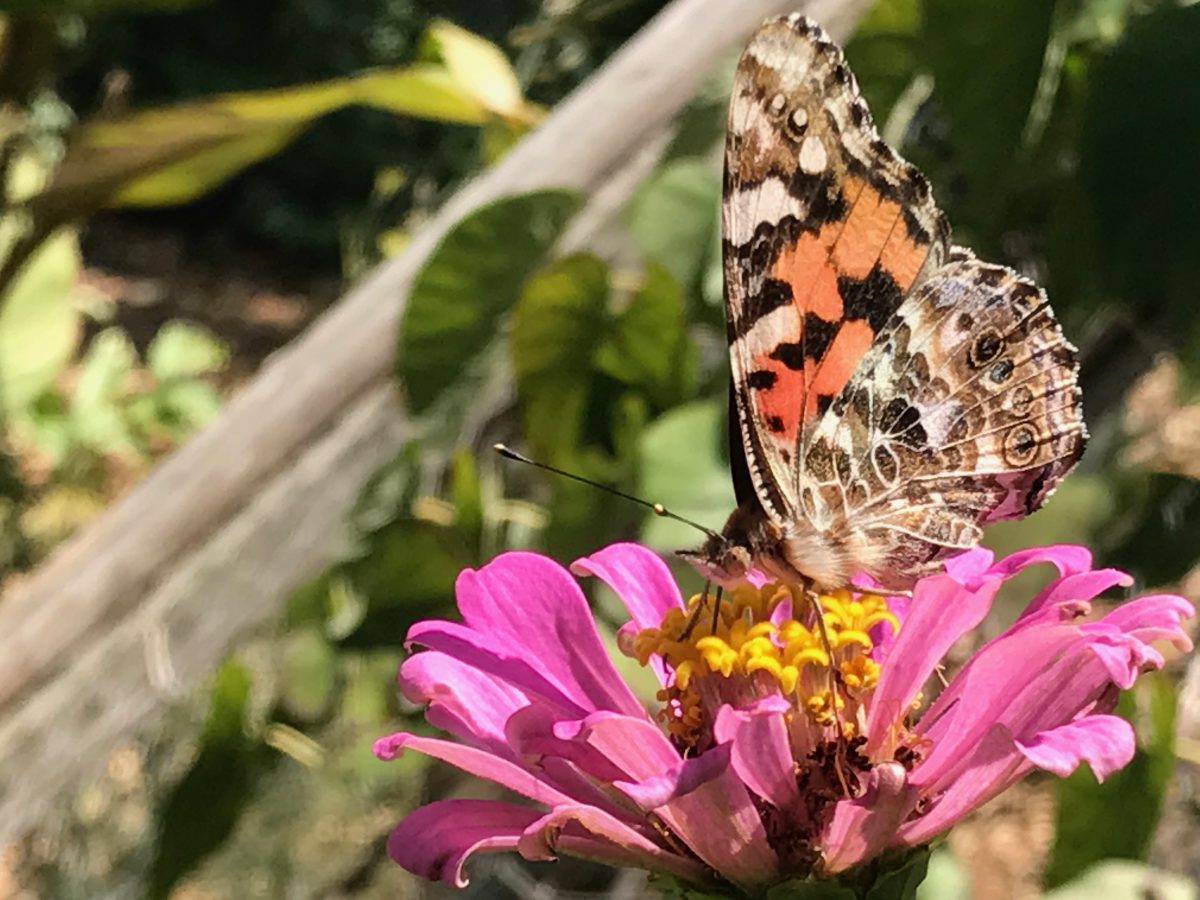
0,0 -> 1198,897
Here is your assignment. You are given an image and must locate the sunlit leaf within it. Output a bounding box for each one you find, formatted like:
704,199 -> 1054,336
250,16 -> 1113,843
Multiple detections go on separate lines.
19,24 -> 541,248
71,328 -> 139,457
1044,861 -> 1197,900
399,189 -> 582,414
1044,677 -> 1176,887
147,321 -> 229,381
0,227 -> 80,417
626,158 -> 720,288
426,19 -> 536,126
27,68 -> 475,219
155,380 -> 224,434
639,398 -> 734,551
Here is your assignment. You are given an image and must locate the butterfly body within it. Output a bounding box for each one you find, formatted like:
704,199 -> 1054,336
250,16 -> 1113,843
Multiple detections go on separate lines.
685,15 -> 1087,592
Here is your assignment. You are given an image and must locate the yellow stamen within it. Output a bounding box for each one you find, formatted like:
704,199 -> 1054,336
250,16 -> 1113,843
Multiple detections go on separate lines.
629,583 -> 900,741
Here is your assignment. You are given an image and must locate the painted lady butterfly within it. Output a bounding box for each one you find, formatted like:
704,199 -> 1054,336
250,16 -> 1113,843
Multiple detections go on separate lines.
681,15 -> 1087,592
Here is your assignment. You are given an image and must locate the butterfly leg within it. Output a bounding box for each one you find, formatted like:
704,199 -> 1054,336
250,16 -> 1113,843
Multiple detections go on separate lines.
808,587 -> 855,798
709,585 -> 725,636
680,580 -> 713,640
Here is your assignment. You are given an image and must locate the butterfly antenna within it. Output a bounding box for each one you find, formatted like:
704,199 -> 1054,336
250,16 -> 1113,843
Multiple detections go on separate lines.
493,443 -> 722,541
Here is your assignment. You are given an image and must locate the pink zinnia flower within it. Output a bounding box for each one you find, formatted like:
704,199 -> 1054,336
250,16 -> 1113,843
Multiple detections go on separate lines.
373,543 -> 1193,895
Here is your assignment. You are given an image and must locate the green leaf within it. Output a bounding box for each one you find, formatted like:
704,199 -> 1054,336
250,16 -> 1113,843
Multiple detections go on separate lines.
451,448 -> 483,550
511,253 -> 611,460
916,848 -> 969,900
863,847 -> 932,900
766,881 -> 857,900
1079,3 -> 1200,357
1043,677 -> 1177,888
1101,473 -> 1200,587
763,848 -> 934,900
336,518 -> 471,647
426,19 -> 538,127
149,660 -> 263,900
626,158 -> 720,288
398,189 -> 583,414
595,262 -> 695,408
923,0 -> 1056,185
21,31 -> 540,230
0,0 -> 204,11
340,653 -> 395,727
0,227 -> 80,417
71,328 -> 140,456
147,321 -> 228,381
844,0 -> 922,124
280,629 -> 336,722
639,398 -> 735,552
155,380 -> 224,434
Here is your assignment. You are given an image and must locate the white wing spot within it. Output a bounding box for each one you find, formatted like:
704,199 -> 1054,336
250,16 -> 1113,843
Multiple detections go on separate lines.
799,134 -> 827,174
789,108 -> 808,132
727,178 -> 805,245
769,92 -> 787,114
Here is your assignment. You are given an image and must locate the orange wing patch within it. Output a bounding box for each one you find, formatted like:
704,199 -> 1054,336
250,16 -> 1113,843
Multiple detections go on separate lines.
832,180 -> 928,287
752,179 -> 933,432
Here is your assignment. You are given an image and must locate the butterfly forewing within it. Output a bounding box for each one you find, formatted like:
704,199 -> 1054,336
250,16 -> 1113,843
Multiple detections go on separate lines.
723,14 -> 950,532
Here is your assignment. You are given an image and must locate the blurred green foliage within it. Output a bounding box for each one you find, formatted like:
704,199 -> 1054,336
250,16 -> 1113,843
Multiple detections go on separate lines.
2,0 -> 1200,897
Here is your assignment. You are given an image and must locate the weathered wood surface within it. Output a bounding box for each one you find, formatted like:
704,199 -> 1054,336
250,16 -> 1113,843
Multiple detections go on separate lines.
0,0 -> 872,841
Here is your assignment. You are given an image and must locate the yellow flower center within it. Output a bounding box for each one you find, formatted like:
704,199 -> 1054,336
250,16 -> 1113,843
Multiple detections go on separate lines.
630,582 -> 898,748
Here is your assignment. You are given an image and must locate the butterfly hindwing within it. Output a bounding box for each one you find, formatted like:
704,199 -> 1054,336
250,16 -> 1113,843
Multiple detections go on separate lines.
723,14 -> 950,528
799,251 -> 1086,584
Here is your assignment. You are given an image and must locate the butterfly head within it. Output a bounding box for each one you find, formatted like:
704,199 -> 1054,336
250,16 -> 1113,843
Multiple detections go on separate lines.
676,503 -> 785,588
676,538 -> 753,588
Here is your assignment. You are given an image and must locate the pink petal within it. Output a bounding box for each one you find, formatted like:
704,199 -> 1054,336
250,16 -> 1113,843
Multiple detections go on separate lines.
373,732 -> 574,808
408,617 -> 585,716
398,650 -> 530,756
505,704 -> 630,785
412,552 -> 645,718
571,543 -> 683,630
615,743 -> 734,809
560,711 -> 684,779
571,712 -> 776,886
386,799 -> 540,886
913,624 -> 1080,780
822,763 -> 914,872
900,724 -> 1028,844
1017,715 -> 1135,781
518,804 -> 709,884
714,700 -> 799,810
942,546 -> 996,588
989,544 -> 1094,581
866,569 -> 1001,751
1019,568 -> 1132,621
1101,593 -> 1196,650
1085,630 -> 1164,689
